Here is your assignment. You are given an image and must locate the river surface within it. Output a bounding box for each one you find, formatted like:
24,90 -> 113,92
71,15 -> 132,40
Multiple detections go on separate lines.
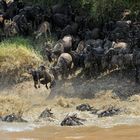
1,124 -> 140,140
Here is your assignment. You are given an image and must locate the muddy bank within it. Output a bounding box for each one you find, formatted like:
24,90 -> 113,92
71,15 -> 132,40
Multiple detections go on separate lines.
49,71 -> 140,100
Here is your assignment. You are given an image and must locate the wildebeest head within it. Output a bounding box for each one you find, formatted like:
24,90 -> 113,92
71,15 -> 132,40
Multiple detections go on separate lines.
4,20 -> 19,37
52,40 -> 64,55
38,65 -> 46,71
105,48 -> 115,58
27,66 -> 35,75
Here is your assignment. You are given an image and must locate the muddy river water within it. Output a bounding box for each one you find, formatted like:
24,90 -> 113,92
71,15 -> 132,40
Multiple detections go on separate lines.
1,124 -> 140,140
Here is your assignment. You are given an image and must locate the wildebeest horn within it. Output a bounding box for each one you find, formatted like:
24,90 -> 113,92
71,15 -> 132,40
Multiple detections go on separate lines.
105,48 -> 115,55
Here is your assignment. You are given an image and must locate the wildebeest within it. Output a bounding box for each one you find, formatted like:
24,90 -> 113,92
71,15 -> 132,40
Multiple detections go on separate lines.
35,21 -> 51,39
70,51 -> 85,74
98,106 -> 120,117
113,41 -> 130,54
4,19 -> 19,37
51,53 -> 73,79
52,13 -> 71,29
61,23 -> 78,38
51,3 -> 72,16
76,104 -> 93,111
1,113 -> 27,122
84,46 -> 104,77
39,108 -> 54,119
19,5 -> 44,30
116,20 -> 132,29
62,35 -> 73,52
52,35 -> 73,59
28,65 -> 55,89
13,14 -> 31,35
52,40 -> 64,60
76,40 -> 85,54
102,47 -> 133,74
61,114 -> 86,126
0,0 -> 7,13
45,47 -> 53,63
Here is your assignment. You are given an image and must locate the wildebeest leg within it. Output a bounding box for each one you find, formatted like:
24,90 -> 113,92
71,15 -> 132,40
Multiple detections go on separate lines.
90,65 -> 93,78
48,27 -> 51,37
92,63 -> 98,78
71,65 -> 77,76
44,32 -> 47,39
120,67 -> 124,78
62,72 -> 65,79
37,73 -> 40,88
62,62 -> 68,79
34,21 -> 37,30
50,80 -> 56,88
36,32 -> 42,39
46,84 -> 49,89
34,81 -> 38,89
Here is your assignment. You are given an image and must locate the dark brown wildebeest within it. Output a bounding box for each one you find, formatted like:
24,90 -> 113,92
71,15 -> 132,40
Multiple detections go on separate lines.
52,13 -> 71,29
28,65 -> 55,89
61,23 -> 78,38
61,114 -> 85,126
102,48 -> 133,74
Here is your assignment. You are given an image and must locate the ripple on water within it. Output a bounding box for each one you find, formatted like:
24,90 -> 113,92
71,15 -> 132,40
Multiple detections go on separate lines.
0,122 -> 40,132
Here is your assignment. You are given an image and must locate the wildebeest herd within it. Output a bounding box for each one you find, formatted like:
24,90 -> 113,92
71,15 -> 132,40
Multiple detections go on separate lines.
0,0 -> 140,88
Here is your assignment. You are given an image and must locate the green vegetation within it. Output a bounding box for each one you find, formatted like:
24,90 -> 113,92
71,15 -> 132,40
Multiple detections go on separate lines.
0,37 -> 43,83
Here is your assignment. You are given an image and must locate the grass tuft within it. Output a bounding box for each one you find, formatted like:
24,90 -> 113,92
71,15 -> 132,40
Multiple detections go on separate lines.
0,37 -> 43,84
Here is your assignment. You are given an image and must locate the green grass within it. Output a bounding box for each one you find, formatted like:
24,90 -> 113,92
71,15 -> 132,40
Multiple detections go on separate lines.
0,37 -> 43,83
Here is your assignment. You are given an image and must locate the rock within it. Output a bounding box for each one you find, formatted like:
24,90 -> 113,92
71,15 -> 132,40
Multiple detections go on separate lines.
61,114 -> 86,126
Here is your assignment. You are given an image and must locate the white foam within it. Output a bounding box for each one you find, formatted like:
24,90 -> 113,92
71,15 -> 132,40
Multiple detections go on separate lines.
0,123 -> 39,132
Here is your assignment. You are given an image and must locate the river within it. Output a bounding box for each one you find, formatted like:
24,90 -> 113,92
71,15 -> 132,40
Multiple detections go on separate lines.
0,124 -> 140,140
